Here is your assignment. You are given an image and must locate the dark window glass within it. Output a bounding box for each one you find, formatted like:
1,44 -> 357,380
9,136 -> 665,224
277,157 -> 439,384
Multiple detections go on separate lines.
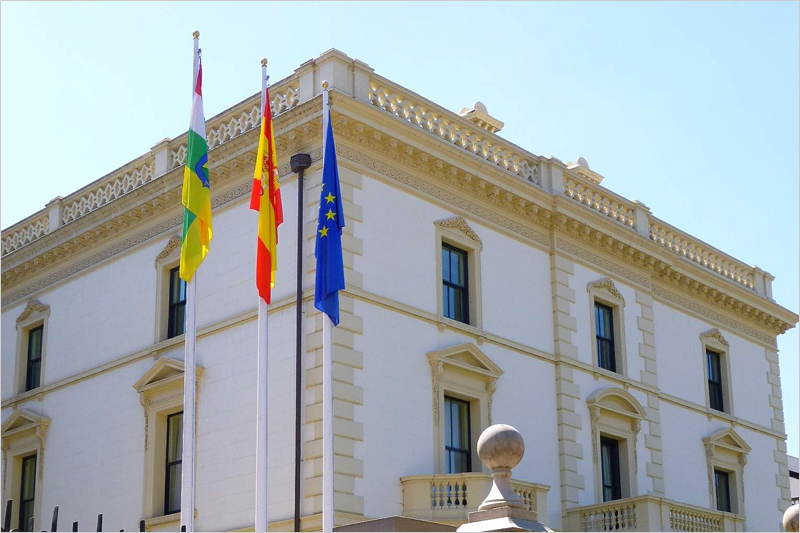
442,244 -> 469,324
595,303 -> 616,372
168,267 -> 187,339
25,326 -> 43,392
19,455 -> 36,531
600,437 -> 622,502
444,397 -> 471,474
164,412 -> 183,515
714,469 -> 731,512
707,350 -> 724,412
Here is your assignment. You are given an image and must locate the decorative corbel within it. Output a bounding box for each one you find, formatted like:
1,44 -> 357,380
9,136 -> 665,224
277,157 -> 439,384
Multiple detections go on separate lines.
139,394 -> 150,451
631,419 -> 641,474
590,406 -> 601,464
486,378 -> 497,425
35,422 -> 49,481
2,438 -> 8,493
430,361 -> 444,426
705,443 -> 715,506
739,454 -> 747,504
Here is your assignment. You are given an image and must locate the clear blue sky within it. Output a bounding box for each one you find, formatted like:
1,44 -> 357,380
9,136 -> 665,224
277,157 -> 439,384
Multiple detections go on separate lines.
2,2 -> 797,454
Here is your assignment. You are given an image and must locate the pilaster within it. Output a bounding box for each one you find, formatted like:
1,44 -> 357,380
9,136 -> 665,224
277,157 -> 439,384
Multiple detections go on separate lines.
550,253 -> 584,521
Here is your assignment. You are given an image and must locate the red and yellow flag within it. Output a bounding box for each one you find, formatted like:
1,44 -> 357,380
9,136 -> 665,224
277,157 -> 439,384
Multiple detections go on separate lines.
250,87 -> 283,303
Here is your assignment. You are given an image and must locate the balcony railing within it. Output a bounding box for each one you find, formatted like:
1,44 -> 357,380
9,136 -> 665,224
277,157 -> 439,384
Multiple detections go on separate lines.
564,495 -> 745,532
400,473 -> 549,526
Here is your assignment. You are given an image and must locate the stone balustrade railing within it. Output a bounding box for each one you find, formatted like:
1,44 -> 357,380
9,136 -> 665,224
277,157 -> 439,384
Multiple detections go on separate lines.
400,473 -> 548,525
368,79 -> 539,186
1,213 -> 49,256
564,495 -> 745,532
648,216 -> 756,291
1,79 -> 300,258
563,174 -> 637,230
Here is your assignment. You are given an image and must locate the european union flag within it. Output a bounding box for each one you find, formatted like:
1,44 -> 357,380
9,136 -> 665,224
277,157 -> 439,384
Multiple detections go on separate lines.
314,108 -> 346,325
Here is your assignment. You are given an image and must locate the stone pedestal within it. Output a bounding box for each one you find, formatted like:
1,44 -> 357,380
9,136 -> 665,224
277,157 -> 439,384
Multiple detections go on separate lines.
456,424 -> 552,533
457,506 -> 551,532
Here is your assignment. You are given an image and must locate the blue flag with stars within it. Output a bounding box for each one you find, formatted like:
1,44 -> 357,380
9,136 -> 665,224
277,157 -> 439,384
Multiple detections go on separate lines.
314,108 -> 346,325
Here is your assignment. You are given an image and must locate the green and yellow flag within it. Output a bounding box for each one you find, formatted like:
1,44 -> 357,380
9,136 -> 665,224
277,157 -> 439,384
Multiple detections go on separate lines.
180,58 -> 212,281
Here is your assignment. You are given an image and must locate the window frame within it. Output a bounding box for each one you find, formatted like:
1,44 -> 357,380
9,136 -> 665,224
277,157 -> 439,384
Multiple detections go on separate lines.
428,343 -> 502,475
15,300 -> 50,397
594,302 -> 616,373
434,217 -> 483,330
587,387 -> 646,504
703,428 -> 750,517
600,436 -> 622,502
706,349 -> 724,412
713,468 -> 731,513
587,279 -> 627,378
24,326 -> 44,392
163,411 -> 183,515
167,266 -> 187,339
154,235 -> 184,343
444,396 -> 472,474
441,243 -> 470,325
699,329 -> 734,417
1,409 -> 49,532
18,454 -> 37,532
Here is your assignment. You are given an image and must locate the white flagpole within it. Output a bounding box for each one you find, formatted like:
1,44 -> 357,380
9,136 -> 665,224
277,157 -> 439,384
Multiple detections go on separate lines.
321,81 -> 335,533
254,58 -> 270,533
180,30 -> 201,533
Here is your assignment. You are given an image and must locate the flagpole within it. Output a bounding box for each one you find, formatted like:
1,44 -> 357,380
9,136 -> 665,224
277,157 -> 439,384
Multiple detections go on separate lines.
321,81 -> 335,533
254,58 -> 270,533
180,31 -> 200,533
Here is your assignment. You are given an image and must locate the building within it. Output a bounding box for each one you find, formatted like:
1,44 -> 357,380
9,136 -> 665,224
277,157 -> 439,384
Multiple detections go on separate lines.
1,49 -> 797,532
790,456 -> 799,506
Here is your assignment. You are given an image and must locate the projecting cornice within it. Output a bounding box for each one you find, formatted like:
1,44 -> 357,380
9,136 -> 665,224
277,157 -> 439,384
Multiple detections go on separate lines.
1,49 -> 796,343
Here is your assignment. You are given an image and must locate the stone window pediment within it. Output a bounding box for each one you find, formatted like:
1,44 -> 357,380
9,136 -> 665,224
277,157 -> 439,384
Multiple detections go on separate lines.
703,428 -> 751,457
133,357 -> 203,400
702,428 -> 749,515
1,409 -> 50,442
587,387 -> 646,421
2,408 -> 50,530
434,216 -> 483,251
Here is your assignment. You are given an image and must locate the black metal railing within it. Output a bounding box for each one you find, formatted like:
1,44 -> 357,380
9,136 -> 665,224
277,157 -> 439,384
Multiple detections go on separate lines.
2,501 -> 150,532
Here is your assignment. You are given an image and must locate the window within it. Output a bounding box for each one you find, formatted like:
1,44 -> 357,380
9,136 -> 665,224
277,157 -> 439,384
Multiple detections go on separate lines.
586,279 -> 627,377
703,428 -> 750,516
18,455 -> 37,532
1,409 -> 49,532
428,343 -> 502,475
442,244 -> 469,324
164,412 -> 183,515
434,216 -> 483,329
600,437 -> 622,502
444,397 -> 471,474
707,350 -> 724,412
714,469 -> 731,513
594,303 -> 616,372
15,300 -> 50,396
167,266 -> 187,339
699,329 -> 733,415
587,387 -> 646,504
24,326 -> 43,392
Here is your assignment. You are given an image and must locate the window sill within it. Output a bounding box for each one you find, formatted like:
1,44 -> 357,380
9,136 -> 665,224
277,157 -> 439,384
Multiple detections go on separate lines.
143,511 -> 196,531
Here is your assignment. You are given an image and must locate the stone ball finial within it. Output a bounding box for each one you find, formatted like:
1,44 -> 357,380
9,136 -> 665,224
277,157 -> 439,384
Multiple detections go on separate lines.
478,424 -> 525,471
784,504 -> 799,532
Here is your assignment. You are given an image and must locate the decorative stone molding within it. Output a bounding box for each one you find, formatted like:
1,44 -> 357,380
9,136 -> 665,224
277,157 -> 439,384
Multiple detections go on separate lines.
430,361 -> 444,426
700,328 -> 729,347
1,408 -> 50,480
486,379 -> 497,425
16,300 -> 50,323
765,347 -> 791,513
587,278 -> 626,306
586,387 -> 646,465
556,236 -> 650,289
435,216 -> 483,251
154,235 -> 181,266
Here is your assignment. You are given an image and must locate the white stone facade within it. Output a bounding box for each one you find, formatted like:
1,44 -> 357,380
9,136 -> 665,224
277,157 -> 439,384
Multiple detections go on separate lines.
1,49 -> 797,532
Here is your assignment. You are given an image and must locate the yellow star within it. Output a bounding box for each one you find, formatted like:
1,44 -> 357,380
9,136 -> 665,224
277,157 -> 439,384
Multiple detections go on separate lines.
318,226 -> 329,238
324,192 -> 336,204
325,209 -> 336,220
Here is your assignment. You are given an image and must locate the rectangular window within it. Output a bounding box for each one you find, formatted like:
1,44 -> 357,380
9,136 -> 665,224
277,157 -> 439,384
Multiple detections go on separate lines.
707,350 -> 724,412
442,244 -> 469,324
595,303 -> 616,372
25,326 -> 43,392
600,437 -> 622,502
714,469 -> 731,513
444,397 -> 471,474
164,412 -> 183,515
19,455 -> 36,532
167,267 -> 187,339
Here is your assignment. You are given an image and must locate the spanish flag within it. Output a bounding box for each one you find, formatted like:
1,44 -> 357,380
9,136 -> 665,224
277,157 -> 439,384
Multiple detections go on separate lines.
250,86 -> 284,303
180,59 -> 213,282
